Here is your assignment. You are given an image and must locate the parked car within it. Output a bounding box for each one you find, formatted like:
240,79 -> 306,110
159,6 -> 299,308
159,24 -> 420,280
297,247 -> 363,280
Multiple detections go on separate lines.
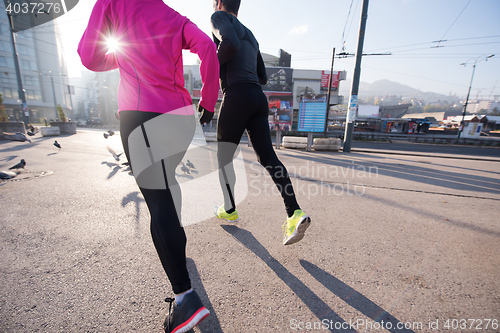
86,118 -> 103,126
75,119 -> 87,126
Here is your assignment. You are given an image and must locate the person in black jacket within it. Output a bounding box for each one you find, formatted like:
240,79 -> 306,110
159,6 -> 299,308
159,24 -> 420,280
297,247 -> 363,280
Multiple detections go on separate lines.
211,0 -> 311,245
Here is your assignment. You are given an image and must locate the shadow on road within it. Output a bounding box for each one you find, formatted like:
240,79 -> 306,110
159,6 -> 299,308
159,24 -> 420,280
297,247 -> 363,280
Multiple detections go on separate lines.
121,191 -> 145,238
221,224 -> 355,332
300,260 -> 416,333
186,258 -> 223,333
280,151 -> 500,197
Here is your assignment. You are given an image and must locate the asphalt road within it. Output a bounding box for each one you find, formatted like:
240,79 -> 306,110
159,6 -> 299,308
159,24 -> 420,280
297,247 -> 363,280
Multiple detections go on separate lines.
350,141 -> 500,158
1,128 -> 499,332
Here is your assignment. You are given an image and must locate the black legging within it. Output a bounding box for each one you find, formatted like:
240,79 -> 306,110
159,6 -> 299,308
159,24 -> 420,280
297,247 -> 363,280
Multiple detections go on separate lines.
217,83 -> 300,217
120,110 -> 192,294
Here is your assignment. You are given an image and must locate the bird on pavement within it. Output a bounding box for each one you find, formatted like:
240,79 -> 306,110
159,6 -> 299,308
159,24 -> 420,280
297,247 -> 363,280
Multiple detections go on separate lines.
180,162 -> 190,175
107,146 -> 123,161
186,160 -> 195,170
2,132 -> 32,144
103,132 -> 109,139
9,159 -> 26,170
54,141 -> 61,149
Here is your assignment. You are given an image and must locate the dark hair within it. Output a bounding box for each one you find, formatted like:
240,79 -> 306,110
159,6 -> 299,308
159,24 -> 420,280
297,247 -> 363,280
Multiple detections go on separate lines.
217,0 -> 241,15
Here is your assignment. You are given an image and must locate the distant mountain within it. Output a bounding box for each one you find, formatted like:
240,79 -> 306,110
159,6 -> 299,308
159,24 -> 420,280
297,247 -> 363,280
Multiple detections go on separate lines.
339,79 -> 460,103
360,79 -> 420,95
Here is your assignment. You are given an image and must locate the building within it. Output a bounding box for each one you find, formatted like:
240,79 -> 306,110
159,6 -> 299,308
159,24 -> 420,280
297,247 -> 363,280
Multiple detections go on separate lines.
182,51 -> 347,131
402,111 -> 445,122
70,71 -> 100,122
468,100 -> 500,114
0,1 -> 71,123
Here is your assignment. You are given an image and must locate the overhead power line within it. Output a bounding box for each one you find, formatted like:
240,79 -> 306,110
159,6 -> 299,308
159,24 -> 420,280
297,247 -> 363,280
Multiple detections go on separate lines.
339,0 -> 356,52
435,0 -> 472,48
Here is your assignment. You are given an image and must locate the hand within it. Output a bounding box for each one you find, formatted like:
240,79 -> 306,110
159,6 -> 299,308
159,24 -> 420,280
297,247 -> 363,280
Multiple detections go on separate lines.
198,104 -> 214,126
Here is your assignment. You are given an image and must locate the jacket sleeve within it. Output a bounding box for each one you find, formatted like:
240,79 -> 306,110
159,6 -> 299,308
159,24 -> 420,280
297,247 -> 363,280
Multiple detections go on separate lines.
257,51 -> 267,85
77,0 -> 118,72
183,20 -> 220,113
211,12 -> 240,65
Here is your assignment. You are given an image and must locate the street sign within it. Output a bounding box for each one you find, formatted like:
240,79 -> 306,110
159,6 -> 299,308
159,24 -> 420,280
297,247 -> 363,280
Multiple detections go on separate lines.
298,95 -> 327,132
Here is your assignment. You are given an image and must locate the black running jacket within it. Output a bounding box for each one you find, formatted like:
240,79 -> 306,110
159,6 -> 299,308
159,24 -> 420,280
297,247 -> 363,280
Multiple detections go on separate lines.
211,11 -> 267,92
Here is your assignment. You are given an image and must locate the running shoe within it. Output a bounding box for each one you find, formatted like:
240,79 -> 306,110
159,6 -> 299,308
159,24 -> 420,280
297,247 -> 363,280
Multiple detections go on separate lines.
282,209 -> 311,245
213,205 -> 239,222
164,291 -> 210,333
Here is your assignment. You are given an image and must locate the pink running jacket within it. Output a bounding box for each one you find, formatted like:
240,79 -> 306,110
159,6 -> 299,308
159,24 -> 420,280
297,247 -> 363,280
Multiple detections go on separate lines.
78,0 -> 219,114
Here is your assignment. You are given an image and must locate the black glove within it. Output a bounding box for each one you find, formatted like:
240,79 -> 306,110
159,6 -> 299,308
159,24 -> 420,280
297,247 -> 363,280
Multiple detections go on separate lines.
198,104 -> 214,126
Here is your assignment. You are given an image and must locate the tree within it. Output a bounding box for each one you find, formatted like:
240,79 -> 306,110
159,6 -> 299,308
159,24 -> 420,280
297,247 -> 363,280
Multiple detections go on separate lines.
0,94 -> 8,122
57,104 -> 67,122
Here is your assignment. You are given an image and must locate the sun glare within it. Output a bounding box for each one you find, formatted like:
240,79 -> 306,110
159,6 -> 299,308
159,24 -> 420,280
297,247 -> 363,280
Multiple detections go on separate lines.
106,37 -> 119,54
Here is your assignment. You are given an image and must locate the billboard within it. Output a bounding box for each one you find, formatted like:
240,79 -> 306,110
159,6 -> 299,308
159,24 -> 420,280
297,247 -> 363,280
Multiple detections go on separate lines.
357,105 -> 380,118
298,94 -> 327,132
321,71 -> 340,90
262,68 -> 293,92
262,67 -> 293,130
268,98 -> 292,130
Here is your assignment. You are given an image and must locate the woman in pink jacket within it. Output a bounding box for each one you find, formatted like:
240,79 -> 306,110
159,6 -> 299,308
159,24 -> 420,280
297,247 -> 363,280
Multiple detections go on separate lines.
78,0 -> 219,332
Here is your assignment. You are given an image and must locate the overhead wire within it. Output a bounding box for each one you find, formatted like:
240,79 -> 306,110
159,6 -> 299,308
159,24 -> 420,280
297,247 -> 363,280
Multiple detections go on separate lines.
434,0 -> 472,47
339,0 -> 356,52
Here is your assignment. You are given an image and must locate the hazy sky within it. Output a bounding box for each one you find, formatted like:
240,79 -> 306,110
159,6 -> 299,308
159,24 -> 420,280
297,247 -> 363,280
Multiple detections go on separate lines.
55,0 -> 500,99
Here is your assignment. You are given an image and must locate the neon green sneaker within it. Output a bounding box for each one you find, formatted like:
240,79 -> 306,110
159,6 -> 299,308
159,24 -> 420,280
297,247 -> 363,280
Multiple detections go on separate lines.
282,209 -> 311,245
213,205 -> 239,222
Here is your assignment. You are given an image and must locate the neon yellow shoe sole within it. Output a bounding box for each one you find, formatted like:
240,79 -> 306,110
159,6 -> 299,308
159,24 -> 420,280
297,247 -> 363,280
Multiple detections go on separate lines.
283,209 -> 311,245
213,205 -> 239,222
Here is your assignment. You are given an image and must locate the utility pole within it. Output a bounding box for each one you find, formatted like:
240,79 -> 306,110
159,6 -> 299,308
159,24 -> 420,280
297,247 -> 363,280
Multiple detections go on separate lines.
458,54 -> 494,138
343,0 -> 369,152
323,48 -> 335,137
5,0 -> 29,125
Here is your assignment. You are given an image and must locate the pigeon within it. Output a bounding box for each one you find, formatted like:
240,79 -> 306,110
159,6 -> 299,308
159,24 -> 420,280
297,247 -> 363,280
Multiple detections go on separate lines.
3,132 -> 32,144
103,130 -> 115,139
54,141 -> 61,149
180,162 -> 190,175
27,126 -> 38,136
0,170 -> 19,180
107,146 -> 123,161
186,160 -> 195,170
9,159 -> 26,170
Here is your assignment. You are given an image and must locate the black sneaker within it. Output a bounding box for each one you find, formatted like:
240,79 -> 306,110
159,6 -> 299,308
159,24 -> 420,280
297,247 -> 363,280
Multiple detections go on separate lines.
163,291 -> 210,333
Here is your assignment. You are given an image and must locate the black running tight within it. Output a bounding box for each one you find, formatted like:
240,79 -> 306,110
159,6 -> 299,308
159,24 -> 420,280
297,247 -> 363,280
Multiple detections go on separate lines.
120,110 -> 193,295
217,83 -> 300,217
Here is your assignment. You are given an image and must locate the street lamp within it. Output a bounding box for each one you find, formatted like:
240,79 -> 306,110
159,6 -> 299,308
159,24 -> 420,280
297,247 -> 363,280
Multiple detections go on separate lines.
458,54 -> 495,138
